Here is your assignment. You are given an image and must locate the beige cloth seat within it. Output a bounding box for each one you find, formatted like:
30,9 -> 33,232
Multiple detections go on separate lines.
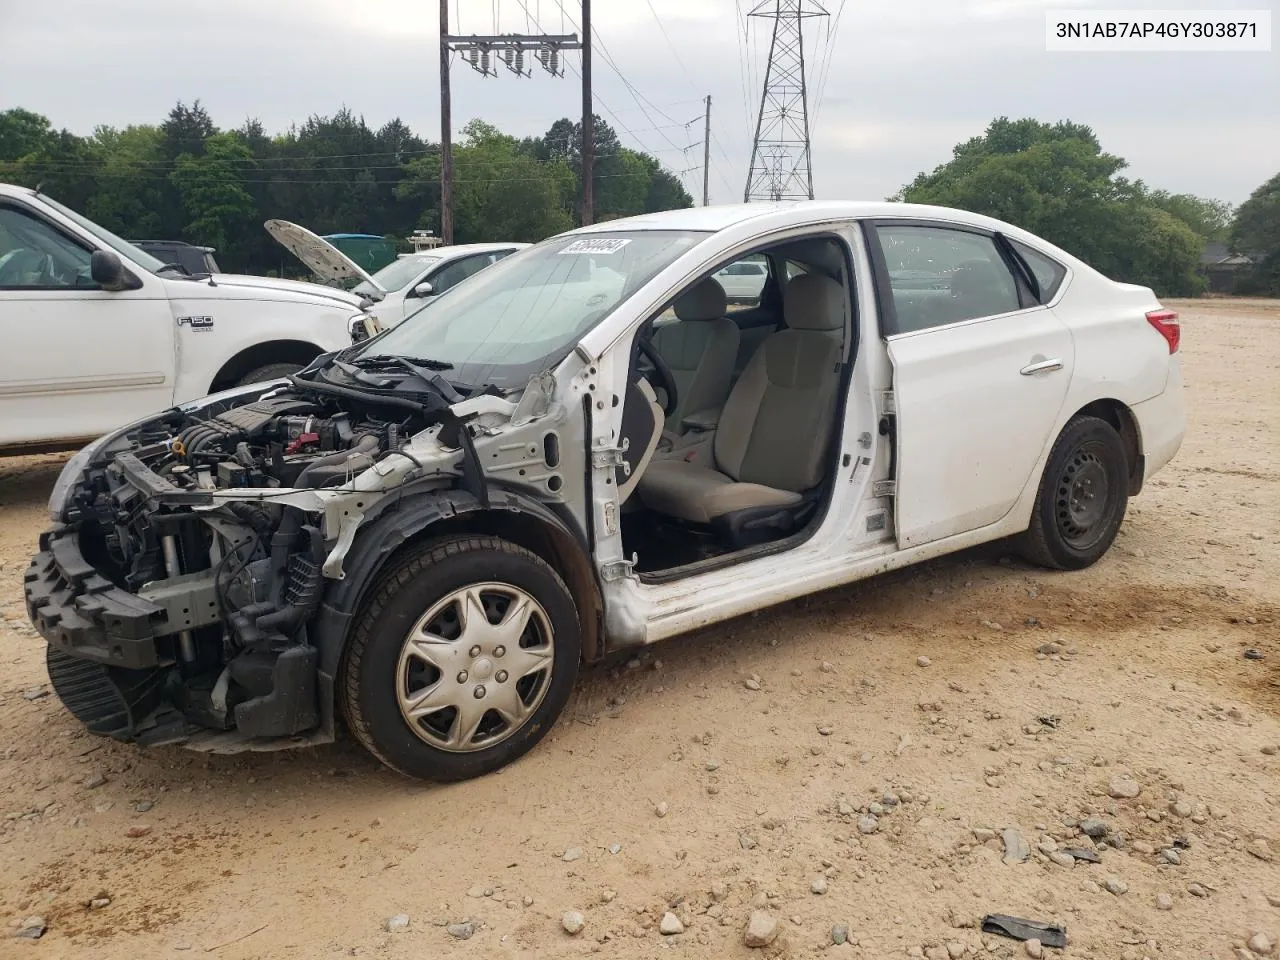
638,273 -> 845,525
651,278 -> 740,429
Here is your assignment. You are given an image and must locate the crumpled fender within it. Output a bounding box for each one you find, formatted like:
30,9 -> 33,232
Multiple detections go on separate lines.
309,482 -> 597,737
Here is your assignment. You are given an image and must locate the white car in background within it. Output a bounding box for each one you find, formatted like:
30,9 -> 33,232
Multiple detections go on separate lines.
713,255 -> 768,303
0,183 -> 374,453
265,219 -> 526,330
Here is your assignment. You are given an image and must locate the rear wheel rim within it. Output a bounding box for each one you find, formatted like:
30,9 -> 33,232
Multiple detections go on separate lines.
1055,443 -> 1113,550
395,582 -> 554,753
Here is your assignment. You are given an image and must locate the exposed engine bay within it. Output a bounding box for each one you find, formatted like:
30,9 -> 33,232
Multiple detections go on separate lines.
26,354 -> 587,750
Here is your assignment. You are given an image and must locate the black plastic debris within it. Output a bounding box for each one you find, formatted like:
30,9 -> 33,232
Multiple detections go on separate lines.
1061,847 -> 1102,863
981,915 -> 1067,949
1243,648 -> 1264,660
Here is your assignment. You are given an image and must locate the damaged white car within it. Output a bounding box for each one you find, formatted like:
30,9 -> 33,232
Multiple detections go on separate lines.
27,202 -> 1185,781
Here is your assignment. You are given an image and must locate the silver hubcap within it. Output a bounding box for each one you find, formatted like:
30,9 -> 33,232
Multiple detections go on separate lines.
396,583 -> 554,753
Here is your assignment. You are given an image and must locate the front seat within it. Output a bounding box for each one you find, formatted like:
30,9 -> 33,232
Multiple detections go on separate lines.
637,273 -> 845,545
650,277 -> 740,430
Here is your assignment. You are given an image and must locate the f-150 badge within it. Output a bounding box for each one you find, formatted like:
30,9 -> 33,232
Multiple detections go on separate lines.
177,315 -> 214,332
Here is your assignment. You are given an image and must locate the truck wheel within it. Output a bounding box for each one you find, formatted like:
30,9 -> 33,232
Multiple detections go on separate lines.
340,536 -> 581,781
1018,415 -> 1129,570
236,362 -> 304,386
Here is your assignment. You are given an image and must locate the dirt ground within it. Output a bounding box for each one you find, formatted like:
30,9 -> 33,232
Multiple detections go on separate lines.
1,297 -> 1277,960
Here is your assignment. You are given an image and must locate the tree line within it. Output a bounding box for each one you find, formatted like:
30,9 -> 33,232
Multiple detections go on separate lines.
894,117 -> 1279,297
0,102 -> 693,276
2,106 -> 1276,296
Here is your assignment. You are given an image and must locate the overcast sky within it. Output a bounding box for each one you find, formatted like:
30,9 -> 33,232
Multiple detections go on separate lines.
0,0 -> 1275,206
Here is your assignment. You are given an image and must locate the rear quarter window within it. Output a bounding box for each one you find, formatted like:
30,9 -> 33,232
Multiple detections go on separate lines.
1010,240 -> 1067,302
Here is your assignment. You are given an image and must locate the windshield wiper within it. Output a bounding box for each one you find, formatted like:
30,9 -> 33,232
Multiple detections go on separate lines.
349,354 -> 454,371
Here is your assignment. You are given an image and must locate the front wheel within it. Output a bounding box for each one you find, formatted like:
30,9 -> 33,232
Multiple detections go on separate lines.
1018,415 -> 1129,570
340,536 -> 581,781
236,362 -> 305,387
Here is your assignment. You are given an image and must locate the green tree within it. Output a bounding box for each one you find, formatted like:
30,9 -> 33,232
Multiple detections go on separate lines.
0,108 -> 55,162
86,125 -> 166,238
169,132 -> 256,262
1143,190 -> 1233,242
2,105 -> 694,276
403,120 -> 575,243
895,117 -> 1206,295
1230,171 -> 1280,294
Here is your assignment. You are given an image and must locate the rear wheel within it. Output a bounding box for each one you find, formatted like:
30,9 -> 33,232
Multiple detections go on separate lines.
1018,415 -> 1129,570
235,362 -> 304,387
340,536 -> 581,781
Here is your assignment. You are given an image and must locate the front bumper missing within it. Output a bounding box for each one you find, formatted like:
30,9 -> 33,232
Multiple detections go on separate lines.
24,524 -> 325,748
24,525 -> 166,670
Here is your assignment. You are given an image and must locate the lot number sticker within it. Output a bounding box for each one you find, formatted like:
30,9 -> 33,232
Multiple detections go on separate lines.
559,238 -> 632,255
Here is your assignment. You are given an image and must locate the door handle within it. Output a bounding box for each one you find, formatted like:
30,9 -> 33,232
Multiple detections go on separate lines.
1020,358 -> 1063,376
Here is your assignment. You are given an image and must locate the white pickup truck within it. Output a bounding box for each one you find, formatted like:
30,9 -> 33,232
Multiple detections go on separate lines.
0,183 -> 374,453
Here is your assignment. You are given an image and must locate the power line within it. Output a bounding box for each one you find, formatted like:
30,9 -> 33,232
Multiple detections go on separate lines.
641,0 -> 700,95
813,0 -> 849,119
548,0 -> 703,194
510,0 -> 661,157
0,167 -> 665,186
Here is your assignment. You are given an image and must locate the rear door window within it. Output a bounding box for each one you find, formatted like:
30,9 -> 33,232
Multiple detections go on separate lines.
873,224 -> 1022,335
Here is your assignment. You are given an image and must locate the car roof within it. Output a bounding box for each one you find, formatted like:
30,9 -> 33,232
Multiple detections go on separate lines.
561,201 -> 1032,237
406,242 -> 531,261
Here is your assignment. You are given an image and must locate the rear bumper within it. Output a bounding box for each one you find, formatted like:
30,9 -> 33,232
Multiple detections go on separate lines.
24,526 -> 164,670
1132,357 -> 1186,482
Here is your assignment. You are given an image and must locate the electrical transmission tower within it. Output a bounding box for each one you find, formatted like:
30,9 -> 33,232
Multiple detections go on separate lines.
744,0 -> 828,202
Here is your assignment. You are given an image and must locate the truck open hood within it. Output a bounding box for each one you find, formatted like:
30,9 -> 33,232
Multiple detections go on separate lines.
264,219 -> 384,293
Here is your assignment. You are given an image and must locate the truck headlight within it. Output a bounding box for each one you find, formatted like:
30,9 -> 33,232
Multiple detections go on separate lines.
348,313 -> 380,343
47,437 -> 105,521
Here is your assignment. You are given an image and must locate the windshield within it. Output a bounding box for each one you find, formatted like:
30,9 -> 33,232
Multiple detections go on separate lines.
359,230 -> 707,389
355,255 -> 439,297
38,194 -> 169,274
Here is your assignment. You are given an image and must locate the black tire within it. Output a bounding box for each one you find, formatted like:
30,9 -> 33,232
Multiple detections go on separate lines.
235,362 -> 304,387
340,535 -> 581,781
1018,415 -> 1129,570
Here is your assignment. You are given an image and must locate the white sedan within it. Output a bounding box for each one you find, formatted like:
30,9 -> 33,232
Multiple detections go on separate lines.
264,219 -> 526,330
31,201 -> 1184,781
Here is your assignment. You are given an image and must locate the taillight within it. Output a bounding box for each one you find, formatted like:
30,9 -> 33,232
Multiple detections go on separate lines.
1146,309 -> 1180,354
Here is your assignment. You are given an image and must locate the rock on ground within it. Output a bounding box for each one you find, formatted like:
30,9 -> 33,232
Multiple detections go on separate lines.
562,911 -> 585,935
1248,932 -> 1274,956
744,911 -> 778,947
1002,828 -> 1030,864
447,921 -> 476,940
1108,777 -> 1142,799
660,912 -> 684,935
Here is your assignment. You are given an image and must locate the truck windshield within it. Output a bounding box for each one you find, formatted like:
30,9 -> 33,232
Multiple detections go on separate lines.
359,230 -> 707,390
38,194 -> 169,274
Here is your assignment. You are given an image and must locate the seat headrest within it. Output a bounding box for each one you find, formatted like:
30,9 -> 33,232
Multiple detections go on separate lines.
783,273 -> 844,331
673,277 -> 728,322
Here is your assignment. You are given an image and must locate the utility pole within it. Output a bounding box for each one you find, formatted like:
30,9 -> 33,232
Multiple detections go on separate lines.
438,0 -> 453,244
702,95 -> 711,206
581,0 -> 594,226
744,0 -> 828,202
438,12 -> 581,236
